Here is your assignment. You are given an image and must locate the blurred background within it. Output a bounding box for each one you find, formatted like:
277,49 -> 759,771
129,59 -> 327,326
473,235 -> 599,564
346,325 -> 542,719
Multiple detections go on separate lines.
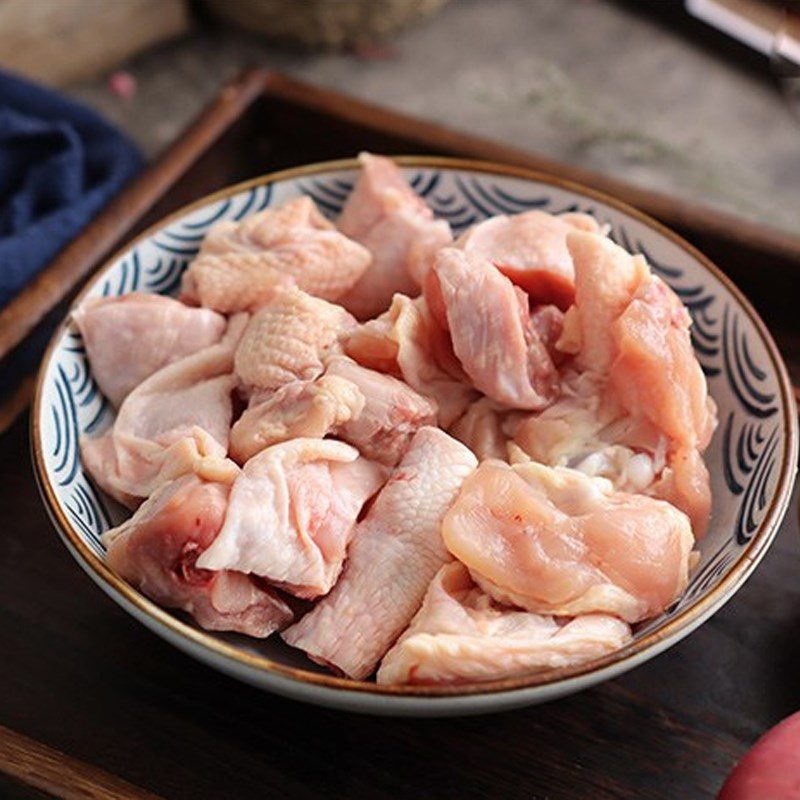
2,0 -> 797,234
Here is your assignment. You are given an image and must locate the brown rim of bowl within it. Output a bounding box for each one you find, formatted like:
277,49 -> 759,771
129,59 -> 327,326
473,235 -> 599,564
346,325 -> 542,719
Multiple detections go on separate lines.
32,156 -> 799,699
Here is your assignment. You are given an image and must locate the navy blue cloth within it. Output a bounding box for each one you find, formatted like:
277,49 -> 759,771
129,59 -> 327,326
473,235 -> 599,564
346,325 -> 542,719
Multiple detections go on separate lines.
0,70 -> 142,308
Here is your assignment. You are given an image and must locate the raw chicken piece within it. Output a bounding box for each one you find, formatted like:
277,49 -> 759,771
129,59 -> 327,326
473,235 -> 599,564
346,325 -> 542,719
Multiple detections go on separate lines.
449,398 -> 508,461
609,275 -> 716,535
234,287 -> 356,393
442,460 -> 694,623
343,294 -> 476,426
337,153 -> 452,320
455,210 -> 602,309
610,275 -> 716,453
74,293 -> 225,407
325,356 -> 437,465
377,562 -> 631,685
103,473 -> 293,636
181,196 -> 371,312
282,427 -> 478,679
80,315 -> 247,507
199,195 -> 331,254
535,231 -> 718,533
196,439 -> 387,599
428,248 -> 558,410
560,232 -> 716,533
559,231 -> 650,372
229,375 -> 365,463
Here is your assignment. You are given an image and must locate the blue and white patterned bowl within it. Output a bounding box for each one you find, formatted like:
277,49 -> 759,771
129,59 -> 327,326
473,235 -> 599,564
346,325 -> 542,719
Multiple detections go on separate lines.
32,158 -> 798,716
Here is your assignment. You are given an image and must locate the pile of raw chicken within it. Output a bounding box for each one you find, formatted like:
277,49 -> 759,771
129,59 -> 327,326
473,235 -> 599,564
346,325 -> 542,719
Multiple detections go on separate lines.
76,154 -> 716,686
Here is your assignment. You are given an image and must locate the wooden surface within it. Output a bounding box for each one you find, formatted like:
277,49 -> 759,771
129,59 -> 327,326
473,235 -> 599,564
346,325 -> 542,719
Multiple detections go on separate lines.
0,725 -> 164,800
0,0 -> 189,86
2,70 -> 800,799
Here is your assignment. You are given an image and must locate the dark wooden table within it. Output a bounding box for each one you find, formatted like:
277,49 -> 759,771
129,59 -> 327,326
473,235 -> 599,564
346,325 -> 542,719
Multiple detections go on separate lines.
2,72 -> 799,800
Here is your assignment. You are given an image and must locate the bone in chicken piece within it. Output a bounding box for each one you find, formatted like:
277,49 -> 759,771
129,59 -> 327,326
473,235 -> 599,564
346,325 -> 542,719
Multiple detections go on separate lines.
455,210 -> 602,310
428,248 -> 559,410
80,315 -> 247,507
324,356 -> 437,466
180,196 -> 372,312
229,375 -> 365,464
377,562 -> 631,685
337,153 -> 452,320
103,472 -> 293,637
343,294 -> 477,427
73,293 -> 226,407
442,460 -> 694,623
234,287 -> 356,394
282,427 -> 478,679
197,439 -> 388,599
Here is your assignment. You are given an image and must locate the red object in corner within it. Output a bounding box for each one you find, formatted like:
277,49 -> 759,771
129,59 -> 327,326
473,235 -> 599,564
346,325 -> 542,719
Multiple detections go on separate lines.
718,711 -> 800,799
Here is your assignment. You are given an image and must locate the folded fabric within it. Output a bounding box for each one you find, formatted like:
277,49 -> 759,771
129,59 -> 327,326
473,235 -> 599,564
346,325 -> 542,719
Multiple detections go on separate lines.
0,69 -> 143,308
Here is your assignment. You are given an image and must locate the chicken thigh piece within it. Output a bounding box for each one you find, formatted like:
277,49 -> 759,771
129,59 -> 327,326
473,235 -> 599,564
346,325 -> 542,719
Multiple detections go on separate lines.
80,315 -> 247,507
337,153 -> 452,320
343,294 -> 477,427
180,196 -> 371,312
282,427 -> 478,679
74,293 -> 226,407
234,287 -> 356,394
229,375 -> 365,463
377,562 -> 632,685
324,356 -> 437,466
428,248 -> 559,410
196,439 -> 388,599
443,460 -> 694,623
455,210 -> 602,310
103,472 -> 293,637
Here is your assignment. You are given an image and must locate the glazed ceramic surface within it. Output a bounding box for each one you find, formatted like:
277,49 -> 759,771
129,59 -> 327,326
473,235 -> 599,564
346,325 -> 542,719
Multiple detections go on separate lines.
33,158 -> 798,716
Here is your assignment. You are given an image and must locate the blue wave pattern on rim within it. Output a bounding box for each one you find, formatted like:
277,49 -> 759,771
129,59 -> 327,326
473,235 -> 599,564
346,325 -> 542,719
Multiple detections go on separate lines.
42,167 -> 783,640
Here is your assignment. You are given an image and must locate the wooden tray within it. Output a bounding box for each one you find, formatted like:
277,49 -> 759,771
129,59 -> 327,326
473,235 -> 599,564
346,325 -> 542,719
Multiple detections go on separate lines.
2,68 -> 800,433
2,70 -> 800,800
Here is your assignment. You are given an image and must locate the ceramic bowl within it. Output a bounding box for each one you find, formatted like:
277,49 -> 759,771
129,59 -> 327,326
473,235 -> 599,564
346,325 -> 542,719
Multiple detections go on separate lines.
32,157 -> 798,716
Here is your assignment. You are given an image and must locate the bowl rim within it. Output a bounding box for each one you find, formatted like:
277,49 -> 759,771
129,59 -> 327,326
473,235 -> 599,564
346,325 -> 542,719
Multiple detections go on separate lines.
32,155 -> 799,699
